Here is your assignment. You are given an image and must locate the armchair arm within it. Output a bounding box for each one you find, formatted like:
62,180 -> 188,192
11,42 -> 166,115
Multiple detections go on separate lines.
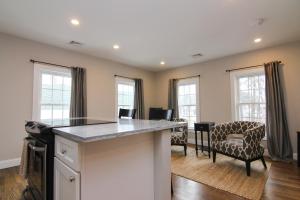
181,125 -> 188,143
243,125 -> 265,149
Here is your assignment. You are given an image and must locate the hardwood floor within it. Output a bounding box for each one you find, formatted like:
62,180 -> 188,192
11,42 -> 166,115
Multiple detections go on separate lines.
172,160 -> 300,200
0,161 -> 300,200
261,161 -> 300,200
0,167 -> 26,200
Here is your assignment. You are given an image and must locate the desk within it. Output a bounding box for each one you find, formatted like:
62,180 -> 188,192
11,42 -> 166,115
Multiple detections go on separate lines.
194,122 -> 215,158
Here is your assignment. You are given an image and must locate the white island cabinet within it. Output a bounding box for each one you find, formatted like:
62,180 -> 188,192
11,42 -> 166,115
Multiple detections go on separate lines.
54,157 -> 80,200
53,119 -> 184,200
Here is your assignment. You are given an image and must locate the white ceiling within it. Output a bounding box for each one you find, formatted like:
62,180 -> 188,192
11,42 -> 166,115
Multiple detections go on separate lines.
1,0 -> 300,71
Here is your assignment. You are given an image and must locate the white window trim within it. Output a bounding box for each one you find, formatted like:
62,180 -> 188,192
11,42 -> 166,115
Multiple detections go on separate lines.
230,67 -> 265,121
32,63 -> 71,121
115,77 -> 135,118
177,77 -> 200,128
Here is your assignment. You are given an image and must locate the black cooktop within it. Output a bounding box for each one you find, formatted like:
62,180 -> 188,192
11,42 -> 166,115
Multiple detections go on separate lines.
39,118 -> 116,127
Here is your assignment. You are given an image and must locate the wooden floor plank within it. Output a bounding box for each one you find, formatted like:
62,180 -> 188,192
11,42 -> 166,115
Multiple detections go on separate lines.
0,160 -> 299,200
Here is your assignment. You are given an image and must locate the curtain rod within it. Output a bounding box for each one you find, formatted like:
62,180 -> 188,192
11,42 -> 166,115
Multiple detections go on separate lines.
175,75 -> 200,80
226,61 -> 282,72
30,59 -> 71,69
114,74 -> 136,80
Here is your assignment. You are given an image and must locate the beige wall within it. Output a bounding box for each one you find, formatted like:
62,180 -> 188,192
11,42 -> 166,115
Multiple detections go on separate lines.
0,33 -> 156,161
1,32 -> 300,162
154,42 -> 300,154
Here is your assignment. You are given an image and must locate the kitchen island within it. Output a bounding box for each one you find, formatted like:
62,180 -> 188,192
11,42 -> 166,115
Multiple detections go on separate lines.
52,119 -> 185,200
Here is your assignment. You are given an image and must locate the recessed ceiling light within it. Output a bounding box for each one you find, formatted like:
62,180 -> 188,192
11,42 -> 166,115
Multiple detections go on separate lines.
113,44 -> 120,49
160,61 -> 165,65
254,38 -> 262,43
70,19 -> 80,26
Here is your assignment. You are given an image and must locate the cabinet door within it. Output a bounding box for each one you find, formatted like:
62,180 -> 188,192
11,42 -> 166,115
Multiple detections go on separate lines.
54,158 -> 80,200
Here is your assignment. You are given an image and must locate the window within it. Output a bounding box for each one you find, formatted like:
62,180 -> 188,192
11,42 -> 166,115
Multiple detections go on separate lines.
177,78 -> 200,128
230,68 -> 266,123
33,63 -> 72,124
115,77 -> 135,116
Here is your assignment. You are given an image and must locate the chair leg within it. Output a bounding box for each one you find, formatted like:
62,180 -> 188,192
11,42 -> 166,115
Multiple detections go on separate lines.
184,145 -> 187,156
261,156 -> 267,169
245,161 -> 251,176
213,150 -> 216,163
171,175 -> 173,195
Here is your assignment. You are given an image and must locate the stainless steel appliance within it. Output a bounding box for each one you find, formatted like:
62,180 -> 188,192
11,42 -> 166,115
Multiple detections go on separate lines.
23,118 -> 115,200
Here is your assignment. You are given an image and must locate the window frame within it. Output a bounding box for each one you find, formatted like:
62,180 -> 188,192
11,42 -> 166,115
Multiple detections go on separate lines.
177,77 -> 200,128
230,67 -> 265,122
32,63 -> 72,121
115,77 -> 135,117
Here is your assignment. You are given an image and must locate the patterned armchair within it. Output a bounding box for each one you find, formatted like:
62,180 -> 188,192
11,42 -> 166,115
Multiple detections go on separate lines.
211,121 -> 267,176
171,118 -> 188,156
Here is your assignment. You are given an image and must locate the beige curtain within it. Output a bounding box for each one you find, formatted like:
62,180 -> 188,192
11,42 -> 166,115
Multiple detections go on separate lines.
264,61 -> 293,161
70,67 -> 87,118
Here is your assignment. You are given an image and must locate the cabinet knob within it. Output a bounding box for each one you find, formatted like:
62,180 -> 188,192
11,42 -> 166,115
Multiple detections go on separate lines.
61,149 -> 67,154
69,176 -> 75,182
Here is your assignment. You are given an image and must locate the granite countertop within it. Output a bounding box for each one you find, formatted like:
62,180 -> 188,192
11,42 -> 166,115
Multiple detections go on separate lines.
53,119 -> 186,143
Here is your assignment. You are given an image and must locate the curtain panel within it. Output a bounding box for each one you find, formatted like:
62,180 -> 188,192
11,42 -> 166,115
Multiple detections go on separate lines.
70,67 -> 87,118
134,79 -> 145,119
168,79 -> 178,119
264,61 -> 293,161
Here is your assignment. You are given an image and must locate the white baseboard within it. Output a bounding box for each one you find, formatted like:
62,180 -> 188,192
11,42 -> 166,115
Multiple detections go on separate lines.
293,153 -> 297,161
0,158 -> 21,170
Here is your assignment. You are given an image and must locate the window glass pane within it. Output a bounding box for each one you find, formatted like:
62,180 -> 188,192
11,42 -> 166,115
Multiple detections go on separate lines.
259,89 -> 265,103
254,90 -> 260,102
190,94 -> 196,104
118,94 -> 124,105
236,71 -> 265,123
63,105 -> 69,119
53,75 -> 63,90
177,80 -> 198,127
185,85 -> 190,94
124,95 -> 129,105
239,90 -> 250,103
117,81 -> 135,114
42,74 -> 52,89
190,84 -> 196,94
53,105 -> 63,119
38,69 -> 71,121
63,91 -> 71,105
52,90 -> 63,104
259,75 -> 265,88
41,105 -> 52,120
41,89 -> 52,104
239,104 -> 250,119
118,84 -> 123,94
63,77 -> 72,91
239,77 -> 248,90
190,106 -> 196,116
179,86 -> 184,95
128,86 -> 134,95
260,104 -> 266,121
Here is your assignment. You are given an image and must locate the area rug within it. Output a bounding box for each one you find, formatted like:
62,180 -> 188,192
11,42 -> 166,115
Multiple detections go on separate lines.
171,146 -> 271,200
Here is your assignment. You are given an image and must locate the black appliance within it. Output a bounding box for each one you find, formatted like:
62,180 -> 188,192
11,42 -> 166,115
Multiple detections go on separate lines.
23,118 -> 115,200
